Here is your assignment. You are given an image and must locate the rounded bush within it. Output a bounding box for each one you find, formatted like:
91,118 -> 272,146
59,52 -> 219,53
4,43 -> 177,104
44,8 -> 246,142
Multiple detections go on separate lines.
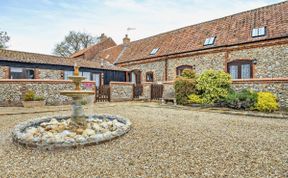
255,92 -> 279,112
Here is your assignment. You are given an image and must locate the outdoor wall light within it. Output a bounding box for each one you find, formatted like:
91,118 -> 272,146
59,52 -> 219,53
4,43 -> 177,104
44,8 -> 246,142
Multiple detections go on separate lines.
252,59 -> 257,64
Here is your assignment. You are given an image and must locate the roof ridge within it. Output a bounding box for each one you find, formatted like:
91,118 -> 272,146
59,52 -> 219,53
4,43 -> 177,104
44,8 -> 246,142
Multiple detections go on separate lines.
0,48 -> 71,59
126,1 -> 287,45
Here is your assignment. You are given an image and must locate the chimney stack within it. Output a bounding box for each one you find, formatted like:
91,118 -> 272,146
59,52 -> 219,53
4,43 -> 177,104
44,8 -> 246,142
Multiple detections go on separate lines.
99,33 -> 107,42
123,34 -> 130,45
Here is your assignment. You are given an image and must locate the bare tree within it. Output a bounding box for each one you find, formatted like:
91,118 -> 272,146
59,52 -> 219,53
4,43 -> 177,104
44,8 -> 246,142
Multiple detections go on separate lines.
0,31 -> 10,49
53,31 -> 98,57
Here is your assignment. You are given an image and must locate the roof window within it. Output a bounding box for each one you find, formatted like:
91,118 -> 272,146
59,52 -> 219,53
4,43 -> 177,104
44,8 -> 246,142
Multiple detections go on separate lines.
204,36 -> 216,46
150,48 -> 159,55
252,27 -> 266,37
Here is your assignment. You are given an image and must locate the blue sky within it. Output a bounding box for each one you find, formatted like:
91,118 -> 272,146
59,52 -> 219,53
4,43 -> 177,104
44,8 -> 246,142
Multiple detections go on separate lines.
0,0 -> 285,55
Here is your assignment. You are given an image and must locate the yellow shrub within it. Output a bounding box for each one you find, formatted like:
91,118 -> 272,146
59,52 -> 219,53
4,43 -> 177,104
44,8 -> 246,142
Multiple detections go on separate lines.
188,94 -> 207,104
255,92 -> 279,112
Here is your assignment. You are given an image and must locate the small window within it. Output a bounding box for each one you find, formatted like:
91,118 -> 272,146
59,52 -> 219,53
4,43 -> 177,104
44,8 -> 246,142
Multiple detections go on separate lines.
204,36 -> 216,46
150,48 -> 159,55
146,72 -> 154,82
10,67 -> 34,79
252,27 -> 266,37
176,65 -> 193,76
64,71 -> 73,80
227,60 -> 253,79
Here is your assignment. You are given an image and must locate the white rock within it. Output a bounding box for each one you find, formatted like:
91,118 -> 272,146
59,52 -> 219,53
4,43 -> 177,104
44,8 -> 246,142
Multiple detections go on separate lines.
49,118 -> 59,125
74,135 -> 86,143
100,122 -> 109,129
92,123 -> 101,132
82,129 -> 95,137
26,127 -> 38,135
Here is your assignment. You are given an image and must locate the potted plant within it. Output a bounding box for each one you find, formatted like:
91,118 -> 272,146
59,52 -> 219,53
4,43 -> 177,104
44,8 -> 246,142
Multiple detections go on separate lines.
22,90 -> 46,108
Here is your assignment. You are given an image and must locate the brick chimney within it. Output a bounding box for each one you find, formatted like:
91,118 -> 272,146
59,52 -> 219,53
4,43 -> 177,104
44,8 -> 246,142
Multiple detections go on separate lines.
123,34 -> 130,45
99,33 -> 107,42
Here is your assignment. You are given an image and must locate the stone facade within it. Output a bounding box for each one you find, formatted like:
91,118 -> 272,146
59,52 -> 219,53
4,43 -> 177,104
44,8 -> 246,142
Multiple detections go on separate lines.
232,81 -> 288,108
228,44 -> 288,78
38,69 -> 63,80
125,60 -> 165,82
124,43 -> 288,82
167,52 -> 225,81
0,80 -> 95,107
0,66 -> 9,79
110,82 -> 133,102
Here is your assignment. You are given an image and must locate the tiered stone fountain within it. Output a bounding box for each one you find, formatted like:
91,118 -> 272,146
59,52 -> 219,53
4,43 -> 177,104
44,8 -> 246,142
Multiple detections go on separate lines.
12,64 -> 131,150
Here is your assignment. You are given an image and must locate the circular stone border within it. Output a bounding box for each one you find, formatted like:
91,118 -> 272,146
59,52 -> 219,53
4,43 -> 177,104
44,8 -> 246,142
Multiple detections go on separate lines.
12,114 -> 132,150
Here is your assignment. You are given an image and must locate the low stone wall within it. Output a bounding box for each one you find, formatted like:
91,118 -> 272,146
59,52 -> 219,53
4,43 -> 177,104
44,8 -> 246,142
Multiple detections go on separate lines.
232,78 -> 288,108
0,79 -> 95,107
162,81 -> 175,99
141,82 -> 152,100
110,82 -> 133,102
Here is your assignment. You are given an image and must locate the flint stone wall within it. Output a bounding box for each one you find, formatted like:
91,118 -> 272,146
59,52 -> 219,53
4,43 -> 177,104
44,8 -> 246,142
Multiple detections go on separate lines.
110,82 -> 133,102
0,80 -> 95,107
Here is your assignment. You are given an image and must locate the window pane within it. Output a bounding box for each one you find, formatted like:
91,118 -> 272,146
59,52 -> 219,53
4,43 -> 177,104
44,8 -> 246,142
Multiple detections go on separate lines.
82,72 -> 91,80
204,38 -> 210,45
252,28 -> 258,37
26,69 -> 34,79
258,27 -> 265,36
64,71 -> 73,80
229,65 -> 238,79
241,64 -> 251,79
11,67 -> 23,73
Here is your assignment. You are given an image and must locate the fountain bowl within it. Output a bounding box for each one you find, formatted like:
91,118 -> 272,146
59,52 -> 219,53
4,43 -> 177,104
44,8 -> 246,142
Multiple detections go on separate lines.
12,114 -> 132,150
60,90 -> 95,97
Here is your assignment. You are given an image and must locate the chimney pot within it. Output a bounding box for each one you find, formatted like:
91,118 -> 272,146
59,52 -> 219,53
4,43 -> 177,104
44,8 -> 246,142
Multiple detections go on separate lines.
123,34 -> 130,45
99,33 -> 107,42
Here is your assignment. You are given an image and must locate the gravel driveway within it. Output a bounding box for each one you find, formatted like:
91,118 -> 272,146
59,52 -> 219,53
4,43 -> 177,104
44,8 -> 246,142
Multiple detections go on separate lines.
0,102 -> 287,177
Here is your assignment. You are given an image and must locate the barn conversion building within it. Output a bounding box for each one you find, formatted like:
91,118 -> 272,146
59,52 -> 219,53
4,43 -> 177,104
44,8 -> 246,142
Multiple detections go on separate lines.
0,1 -> 287,107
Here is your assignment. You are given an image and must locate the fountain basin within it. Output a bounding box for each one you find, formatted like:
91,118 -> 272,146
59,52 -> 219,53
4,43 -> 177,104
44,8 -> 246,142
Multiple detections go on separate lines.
12,114 -> 131,150
60,90 -> 95,97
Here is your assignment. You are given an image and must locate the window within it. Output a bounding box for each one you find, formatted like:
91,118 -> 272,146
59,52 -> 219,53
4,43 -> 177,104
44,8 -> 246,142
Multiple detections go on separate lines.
10,67 -> 34,79
81,72 -> 91,80
150,48 -> 159,55
252,27 -> 266,37
227,60 -> 253,79
146,72 -> 154,82
176,65 -> 193,76
64,71 -> 73,80
204,36 -> 216,46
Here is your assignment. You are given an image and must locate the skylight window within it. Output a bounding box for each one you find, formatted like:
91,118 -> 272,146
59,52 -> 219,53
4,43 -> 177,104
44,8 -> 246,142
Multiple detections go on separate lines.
204,37 -> 216,46
150,48 -> 159,55
252,27 -> 266,37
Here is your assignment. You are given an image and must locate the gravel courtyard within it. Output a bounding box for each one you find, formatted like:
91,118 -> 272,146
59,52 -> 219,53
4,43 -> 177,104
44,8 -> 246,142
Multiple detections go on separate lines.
0,102 -> 287,177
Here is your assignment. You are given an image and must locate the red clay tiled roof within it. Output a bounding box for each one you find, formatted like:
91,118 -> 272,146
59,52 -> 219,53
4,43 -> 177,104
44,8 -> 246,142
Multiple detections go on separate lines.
95,1 -> 288,64
70,37 -> 117,59
0,49 -> 127,71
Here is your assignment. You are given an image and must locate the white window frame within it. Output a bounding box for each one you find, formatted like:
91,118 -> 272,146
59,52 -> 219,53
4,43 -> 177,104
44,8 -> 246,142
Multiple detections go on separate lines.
252,27 -> 266,37
204,36 -> 216,46
150,48 -> 159,55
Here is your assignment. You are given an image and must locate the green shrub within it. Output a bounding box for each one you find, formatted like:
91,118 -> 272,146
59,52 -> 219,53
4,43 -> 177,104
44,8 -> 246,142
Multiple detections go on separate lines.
181,69 -> 196,79
23,90 -> 35,101
255,92 -> 279,112
174,77 -> 196,105
196,70 -> 231,104
23,90 -> 44,101
222,89 -> 257,110
174,69 -> 197,105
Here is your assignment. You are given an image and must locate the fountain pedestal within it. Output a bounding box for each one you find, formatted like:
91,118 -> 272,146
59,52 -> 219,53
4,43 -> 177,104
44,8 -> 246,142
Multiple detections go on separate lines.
60,68 -> 95,128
